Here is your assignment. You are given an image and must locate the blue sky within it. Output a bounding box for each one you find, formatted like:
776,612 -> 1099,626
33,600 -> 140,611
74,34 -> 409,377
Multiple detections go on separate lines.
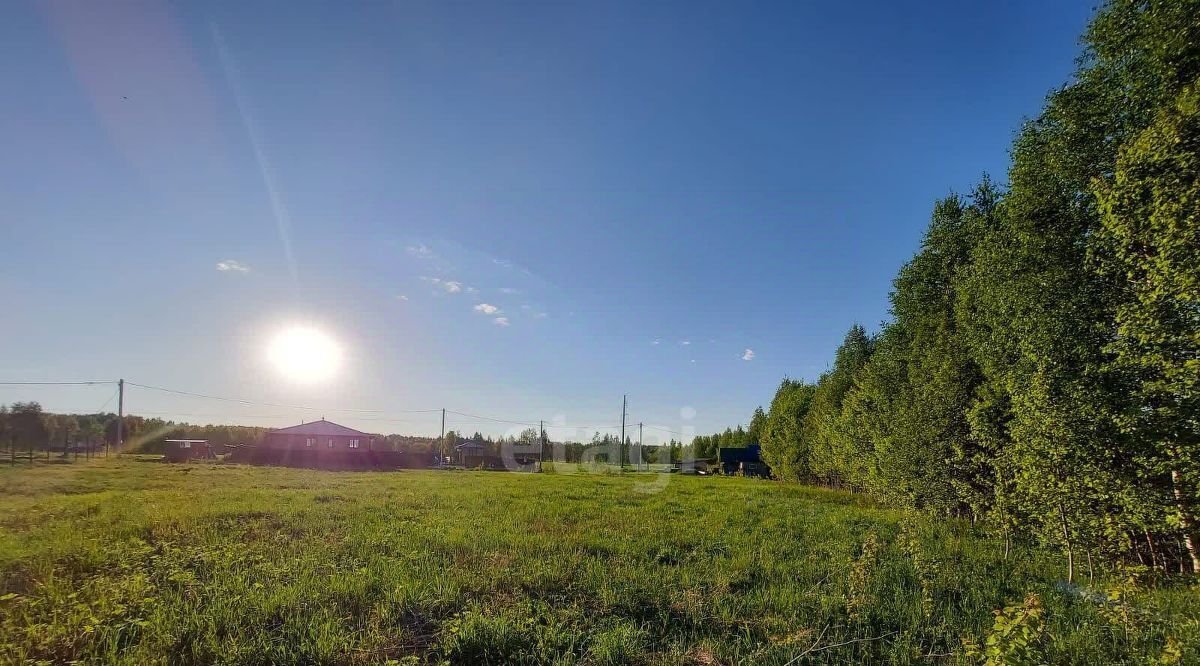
0,0 -> 1094,442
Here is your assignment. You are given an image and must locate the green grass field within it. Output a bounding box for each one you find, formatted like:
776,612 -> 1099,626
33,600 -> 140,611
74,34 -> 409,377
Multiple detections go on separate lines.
1,459 -> 1196,664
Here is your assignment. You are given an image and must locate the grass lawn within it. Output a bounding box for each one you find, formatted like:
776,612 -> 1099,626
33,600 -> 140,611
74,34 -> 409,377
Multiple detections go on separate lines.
0,459 -> 1196,664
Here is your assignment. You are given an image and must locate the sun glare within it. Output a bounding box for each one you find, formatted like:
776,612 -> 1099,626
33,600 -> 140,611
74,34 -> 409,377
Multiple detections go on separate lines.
267,326 -> 343,384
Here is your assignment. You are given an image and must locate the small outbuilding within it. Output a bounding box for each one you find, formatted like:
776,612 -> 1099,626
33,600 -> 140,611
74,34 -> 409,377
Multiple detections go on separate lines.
453,440 -> 540,471
164,439 -> 214,462
677,458 -> 712,475
719,443 -> 770,478
455,440 -> 488,468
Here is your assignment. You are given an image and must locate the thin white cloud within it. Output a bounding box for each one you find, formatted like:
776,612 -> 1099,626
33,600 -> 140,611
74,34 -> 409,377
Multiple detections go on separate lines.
216,260 -> 250,273
406,244 -> 433,258
474,303 -> 500,315
498,287 -> 520,294
466,286 -> 478,294
397,294 -> 409,301
490,255 -> 534,277
420,276 -> 468,294
514,303 -> 548,319
652,338 -> 661,345
493,316 -> 510,326
680,340 -> 691,346
742,349 -> 756,361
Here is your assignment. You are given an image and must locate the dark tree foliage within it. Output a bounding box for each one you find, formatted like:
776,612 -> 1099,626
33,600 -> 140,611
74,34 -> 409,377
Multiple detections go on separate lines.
1092,83 -> 1200,571
3,402 -> 49,451
691,425 -> 754,463
803,325 -> 874,487
759,379 -> 817,482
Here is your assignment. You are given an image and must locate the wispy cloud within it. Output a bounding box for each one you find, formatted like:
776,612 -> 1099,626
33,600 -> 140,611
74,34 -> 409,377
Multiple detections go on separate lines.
491,256 -> 534,276
216,259 -> 250,273
652,338 -> 661,345
397,294 -> 409,301
421,276 -> 468,294
515,303 -> 549,319
406,244 -> 433,258
498,287 -> 520,294
493,317 -> 510,326
474,303 -> 500,315
742,348 -> 756,361
680,340 -> 691,346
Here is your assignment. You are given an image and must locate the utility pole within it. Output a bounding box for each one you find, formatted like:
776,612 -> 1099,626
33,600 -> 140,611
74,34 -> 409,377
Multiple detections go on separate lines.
620,394 -> 627,469
440,408 -> 446,463
115,378 -> 125,453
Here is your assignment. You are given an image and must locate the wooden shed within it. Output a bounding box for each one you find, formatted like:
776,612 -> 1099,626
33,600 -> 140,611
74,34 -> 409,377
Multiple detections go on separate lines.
164,439 -> 214,462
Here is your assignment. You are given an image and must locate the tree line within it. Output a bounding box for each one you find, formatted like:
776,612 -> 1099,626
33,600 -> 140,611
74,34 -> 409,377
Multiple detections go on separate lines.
691,408 -> 766,460
752,0 -> 1200,577
445,429 -> 688,466
0,403 -> 437,454
0,406 -> 686,465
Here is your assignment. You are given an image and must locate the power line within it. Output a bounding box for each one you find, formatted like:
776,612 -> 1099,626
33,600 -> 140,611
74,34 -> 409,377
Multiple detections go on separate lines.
0,381 -> 116,386
124,381 -> 438,414
131,411 -> 433,422
641,423 -> 684,436
133,411 -> 317,419
97,386 -> 120,413
440,422 -> 631,434
3,378 -> 689,438
444,409 -> 538,427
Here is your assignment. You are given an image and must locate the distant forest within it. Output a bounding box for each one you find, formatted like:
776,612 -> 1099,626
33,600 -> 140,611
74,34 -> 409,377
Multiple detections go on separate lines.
725,0 -> 1200,577
0,404 -> 690,464
0,403 -> 436,455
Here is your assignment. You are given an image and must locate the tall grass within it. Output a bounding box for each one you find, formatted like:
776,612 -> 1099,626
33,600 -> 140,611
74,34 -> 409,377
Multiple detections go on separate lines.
0,460 -> 1195,664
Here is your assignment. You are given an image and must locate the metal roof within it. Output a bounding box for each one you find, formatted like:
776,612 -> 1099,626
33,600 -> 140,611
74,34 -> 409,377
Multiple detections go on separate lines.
268,419 -> 370,437
719,443 -> 762,464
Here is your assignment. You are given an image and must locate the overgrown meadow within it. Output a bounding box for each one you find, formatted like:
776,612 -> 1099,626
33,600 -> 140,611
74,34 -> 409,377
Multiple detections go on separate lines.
1,459 -> 1196,664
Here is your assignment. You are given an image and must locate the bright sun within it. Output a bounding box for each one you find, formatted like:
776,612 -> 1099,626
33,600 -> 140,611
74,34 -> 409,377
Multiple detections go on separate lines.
267,326 -> 343,384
